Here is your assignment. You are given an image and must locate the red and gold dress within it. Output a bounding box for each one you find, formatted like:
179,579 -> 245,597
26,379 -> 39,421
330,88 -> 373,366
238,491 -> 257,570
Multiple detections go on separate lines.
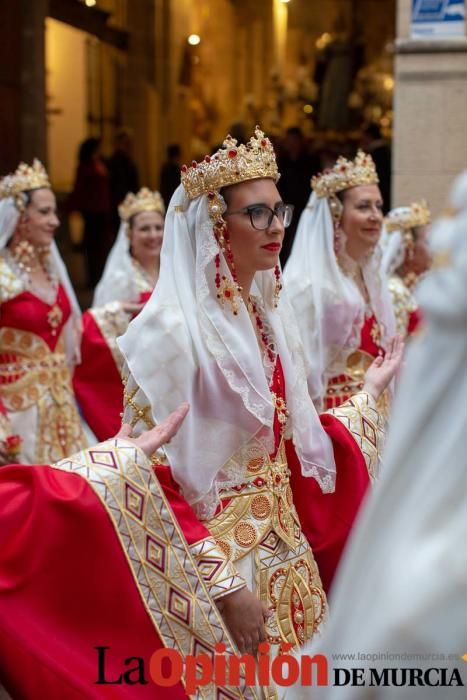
0,359 -> 384,699
0,253 -> 86,463
387,274 -> 422,339
73,260 -> 153,441
324,312 -> 384,410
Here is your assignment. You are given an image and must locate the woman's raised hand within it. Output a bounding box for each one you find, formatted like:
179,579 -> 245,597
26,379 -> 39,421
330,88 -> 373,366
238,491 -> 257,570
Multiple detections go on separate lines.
363,335 -> 404,402
115,403 -> 189,457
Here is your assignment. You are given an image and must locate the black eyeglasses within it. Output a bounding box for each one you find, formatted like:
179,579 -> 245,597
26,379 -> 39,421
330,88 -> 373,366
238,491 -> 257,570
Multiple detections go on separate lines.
224,203 -> 294,231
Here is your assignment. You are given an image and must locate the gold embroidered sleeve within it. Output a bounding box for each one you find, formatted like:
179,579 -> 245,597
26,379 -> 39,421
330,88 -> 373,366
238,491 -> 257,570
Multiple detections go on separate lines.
326,392 -> 385,482
121,367 -> 167,465
190,538 -> 246,600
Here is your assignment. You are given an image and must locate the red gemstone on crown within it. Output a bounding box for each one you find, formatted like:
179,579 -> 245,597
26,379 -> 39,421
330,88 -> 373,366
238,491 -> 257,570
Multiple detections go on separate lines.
192,160 -> 198,168
181,165 -> 188,173
208,191 -> 215,199
228,149 -> 237,158
261,139 -> 267,147
204,155 -> 211,163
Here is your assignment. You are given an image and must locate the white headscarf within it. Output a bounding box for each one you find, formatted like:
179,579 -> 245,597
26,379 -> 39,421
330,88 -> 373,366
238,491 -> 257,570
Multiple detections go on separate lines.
284,190 -> 396,406
0,195 -> 82,366
118,183 -> 336,514
380,211 -> 408,276
93,189 -> 165,307
92,220 -> 136,307
289,171 -> 467,700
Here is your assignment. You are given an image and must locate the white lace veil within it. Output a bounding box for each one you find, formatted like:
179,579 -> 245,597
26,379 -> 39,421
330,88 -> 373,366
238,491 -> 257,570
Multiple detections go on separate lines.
92,221 -> 135,307
118,183 -> 336,514
289,172 -> 467,700
380,206 -> 410,276
284,190 -> 396,407
0,195 -> 82,365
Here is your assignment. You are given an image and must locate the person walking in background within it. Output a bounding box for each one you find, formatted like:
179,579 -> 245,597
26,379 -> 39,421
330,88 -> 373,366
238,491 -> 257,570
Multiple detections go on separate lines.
107,128 -> 140,237
277,126 -> 321,265
68,137 -> 112,288
159,143 -> 181,206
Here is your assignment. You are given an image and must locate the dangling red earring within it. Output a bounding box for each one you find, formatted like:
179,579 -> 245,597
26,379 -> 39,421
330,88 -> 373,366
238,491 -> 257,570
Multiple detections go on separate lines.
208,191 -> 243,315
273,264 -> 282,307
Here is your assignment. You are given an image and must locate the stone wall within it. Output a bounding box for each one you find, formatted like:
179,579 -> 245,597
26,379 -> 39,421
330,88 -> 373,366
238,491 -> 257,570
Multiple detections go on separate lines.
393,0 -> 467,213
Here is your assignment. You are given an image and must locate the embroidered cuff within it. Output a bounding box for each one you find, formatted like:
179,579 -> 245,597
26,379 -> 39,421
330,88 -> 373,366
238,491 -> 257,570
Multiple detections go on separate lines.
190,538 -> 246,600
326,391 -> 385,482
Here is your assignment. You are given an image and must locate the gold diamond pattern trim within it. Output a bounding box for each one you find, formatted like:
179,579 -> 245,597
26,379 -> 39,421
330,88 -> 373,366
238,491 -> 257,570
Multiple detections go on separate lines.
190,538 -> 246,600
52,440 -> 259,700
327,391 -> 386,482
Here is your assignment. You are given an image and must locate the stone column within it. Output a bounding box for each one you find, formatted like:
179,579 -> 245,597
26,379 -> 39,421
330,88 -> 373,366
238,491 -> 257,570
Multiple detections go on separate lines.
20,0 -> 48,164
393,0 -> 467,213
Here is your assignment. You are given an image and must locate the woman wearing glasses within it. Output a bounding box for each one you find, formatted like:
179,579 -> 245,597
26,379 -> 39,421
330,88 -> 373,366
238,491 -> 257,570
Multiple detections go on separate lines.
73,188 -> 165,440
0,130 -> 401,698
117,129 -> 401,671
285,151 -> 397,411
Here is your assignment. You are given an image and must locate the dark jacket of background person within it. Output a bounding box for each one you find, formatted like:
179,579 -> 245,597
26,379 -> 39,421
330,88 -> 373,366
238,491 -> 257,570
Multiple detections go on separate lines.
277,127 -> 321,266
159,144 -> 181,207
107,130 -> 140,237
68,138 -> 112,288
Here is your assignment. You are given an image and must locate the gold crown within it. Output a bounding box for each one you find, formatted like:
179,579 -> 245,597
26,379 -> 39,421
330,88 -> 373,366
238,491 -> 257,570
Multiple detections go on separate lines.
0,159 -> 51,203
311,150 -> 379,198
118,187 -> 165,221
385,200 -> 431,233
180,126 -> 279,200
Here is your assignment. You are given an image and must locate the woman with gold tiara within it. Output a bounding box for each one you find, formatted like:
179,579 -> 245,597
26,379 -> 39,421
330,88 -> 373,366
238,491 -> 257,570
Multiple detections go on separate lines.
0,160 -> 86,464
380,200 -> 431,338
284,152 -> 397,411
117,129 -> 402,672
288,173 -> 467,700
73,187 -> 165,440
0,130 -> 401,699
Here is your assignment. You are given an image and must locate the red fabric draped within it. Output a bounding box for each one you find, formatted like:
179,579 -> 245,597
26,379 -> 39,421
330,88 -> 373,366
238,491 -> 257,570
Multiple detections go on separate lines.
0,464 -> 186,699
73,292 -> 153,441
287,416 -> 370,594
73,311 -> 124,441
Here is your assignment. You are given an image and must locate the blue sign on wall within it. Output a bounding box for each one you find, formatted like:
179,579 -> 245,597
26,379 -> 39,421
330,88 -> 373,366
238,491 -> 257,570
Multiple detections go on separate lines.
412,0 -> 466,37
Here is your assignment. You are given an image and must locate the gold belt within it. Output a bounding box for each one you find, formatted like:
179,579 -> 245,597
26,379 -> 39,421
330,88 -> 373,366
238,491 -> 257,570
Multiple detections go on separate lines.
0,327 -> 70,411
207,440 -> 301,561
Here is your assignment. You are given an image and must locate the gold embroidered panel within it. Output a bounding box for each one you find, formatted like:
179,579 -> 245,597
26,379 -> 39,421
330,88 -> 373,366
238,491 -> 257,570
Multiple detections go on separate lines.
0,327 -> 86,462
190,538 -> 246,600
53,440 -> 259,700
326,392 -> 385,482
205,438 -> 327,656
208,441 -> 301,561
